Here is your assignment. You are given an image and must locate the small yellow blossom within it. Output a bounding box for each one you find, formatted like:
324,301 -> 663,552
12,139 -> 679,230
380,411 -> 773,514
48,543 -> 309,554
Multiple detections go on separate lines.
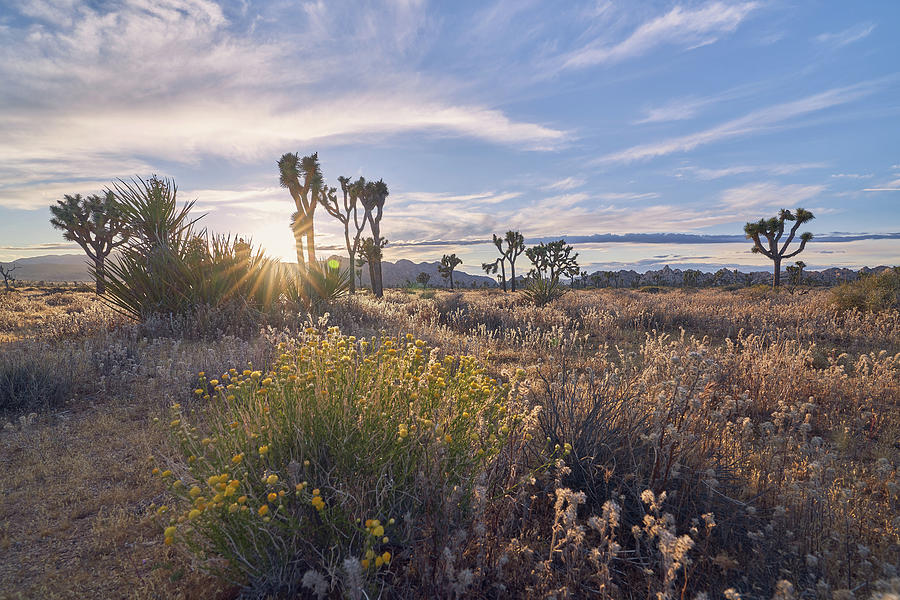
266,474 -> 278,486
258,504 -> 269,516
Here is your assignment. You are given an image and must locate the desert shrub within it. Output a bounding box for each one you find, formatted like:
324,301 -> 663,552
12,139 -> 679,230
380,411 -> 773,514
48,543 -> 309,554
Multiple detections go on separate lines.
155,328 -> 531,597
523,276 -> 566,306
528,338 -> 760,596
830,268 -> 900,312
638,285 -> 668,294
0,348 -> 72,414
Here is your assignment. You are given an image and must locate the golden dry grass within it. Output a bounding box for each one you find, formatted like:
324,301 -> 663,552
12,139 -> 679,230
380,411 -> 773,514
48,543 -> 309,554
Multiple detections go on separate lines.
1,284 -> 898,598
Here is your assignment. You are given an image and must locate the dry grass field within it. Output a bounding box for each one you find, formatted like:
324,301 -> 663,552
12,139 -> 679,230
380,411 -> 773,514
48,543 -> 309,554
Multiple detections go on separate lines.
1,284 -> 898,599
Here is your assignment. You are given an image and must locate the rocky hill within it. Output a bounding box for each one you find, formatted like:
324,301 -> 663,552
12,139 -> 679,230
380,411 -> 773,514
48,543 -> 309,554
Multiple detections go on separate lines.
4,254 -> 893,289
583,265 -> 894,288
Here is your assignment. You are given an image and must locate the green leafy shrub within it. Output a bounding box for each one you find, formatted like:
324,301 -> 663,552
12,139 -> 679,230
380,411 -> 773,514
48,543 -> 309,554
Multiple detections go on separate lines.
829,268 -> 900,312
523,275 -> 566,306
155,328 -> 529,597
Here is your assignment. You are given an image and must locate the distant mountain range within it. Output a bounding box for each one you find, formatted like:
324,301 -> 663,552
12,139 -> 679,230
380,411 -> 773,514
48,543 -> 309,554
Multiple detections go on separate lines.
2,254 -> 893,288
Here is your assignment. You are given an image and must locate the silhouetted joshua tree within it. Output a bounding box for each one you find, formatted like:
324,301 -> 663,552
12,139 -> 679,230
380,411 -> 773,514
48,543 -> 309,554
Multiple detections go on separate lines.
360,237 -> 387,295
438,253 -> 462,289
322,176 -> 368,294
50,191 -> 130,294
416,272 -> 430,289
482,258 -> 506,291
493,231 -> 526,291
358,179 -> 389,298
744,208 -> 814,288
525,239 -> 580,283
278,152 -> 324,269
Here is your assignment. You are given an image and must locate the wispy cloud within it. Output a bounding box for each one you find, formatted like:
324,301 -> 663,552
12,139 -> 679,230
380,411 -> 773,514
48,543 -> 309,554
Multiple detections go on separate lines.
542,177 -> 585,191
562,1 -> 758,69
674,162 -> 825,180
830,172 -> 873,179
634,96 -> 719,124
599,80 -> 885,163
815,23 -> 876,48
719,182 -> 825,211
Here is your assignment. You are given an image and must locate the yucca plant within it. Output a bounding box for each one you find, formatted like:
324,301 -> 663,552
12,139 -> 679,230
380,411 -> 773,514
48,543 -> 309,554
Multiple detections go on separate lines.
522,274 -> 566,307
100,176 -> 284,324
285,260 -> 351,315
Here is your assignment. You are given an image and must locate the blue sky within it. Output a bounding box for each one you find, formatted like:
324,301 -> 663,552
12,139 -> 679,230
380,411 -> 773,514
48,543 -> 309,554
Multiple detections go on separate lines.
0,0 -> 898,273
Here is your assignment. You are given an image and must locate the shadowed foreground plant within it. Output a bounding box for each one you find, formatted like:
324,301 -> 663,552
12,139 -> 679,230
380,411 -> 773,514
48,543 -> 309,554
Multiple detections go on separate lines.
101,176 -> 284,329
155,328 -> 529,597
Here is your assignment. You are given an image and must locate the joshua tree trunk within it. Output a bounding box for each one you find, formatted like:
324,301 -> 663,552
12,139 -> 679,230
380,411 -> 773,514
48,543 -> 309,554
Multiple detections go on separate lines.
449,271 -> 454,289
368,260 -> 377,293
773,256 -> 781,289
306,227 -> 317,266
374,262 -> 384,297
94,255 -> 105,295
509,260 -> 516,292
348,249 -> 356,294
500,260 -> 507,292
292,219 -> 306,272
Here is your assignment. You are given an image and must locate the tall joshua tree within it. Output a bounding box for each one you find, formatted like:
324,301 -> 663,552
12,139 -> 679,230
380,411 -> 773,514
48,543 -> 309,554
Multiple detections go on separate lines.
278,152 -> 324,269
50,191 -> 130,294
744,208 -> 814,288
438,253 -> 462,289
493,231 -> 526,291
359,179 -> 389,297
322,176 -> 367,294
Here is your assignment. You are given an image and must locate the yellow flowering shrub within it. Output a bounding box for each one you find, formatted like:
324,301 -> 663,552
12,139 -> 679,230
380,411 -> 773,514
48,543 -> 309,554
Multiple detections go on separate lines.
156,327 -> 529,595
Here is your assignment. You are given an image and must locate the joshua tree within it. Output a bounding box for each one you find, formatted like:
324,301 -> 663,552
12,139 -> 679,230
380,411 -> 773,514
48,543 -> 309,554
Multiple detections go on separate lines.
50,191 -> 130,294
438,253 -> 462,289
492,231 -> 526,291
744,208 -> 814,288
786,260 -> 807,287
0,262 -> 18,291
525,239 -> 580,284
360,237 -> 387,294
322,176 -> 368,294
416,272 -> 430,289
278,152 -> 325,268
482,258 -> 506,291
357,179 -> 389,297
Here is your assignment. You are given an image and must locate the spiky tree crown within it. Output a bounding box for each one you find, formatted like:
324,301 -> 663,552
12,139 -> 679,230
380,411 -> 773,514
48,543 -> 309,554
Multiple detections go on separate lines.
744,207 -> 815,262
51,190 -> 131,261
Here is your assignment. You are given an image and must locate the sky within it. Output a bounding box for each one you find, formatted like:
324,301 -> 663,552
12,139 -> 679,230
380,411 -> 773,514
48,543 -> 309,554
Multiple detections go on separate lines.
0,0 -> 898,274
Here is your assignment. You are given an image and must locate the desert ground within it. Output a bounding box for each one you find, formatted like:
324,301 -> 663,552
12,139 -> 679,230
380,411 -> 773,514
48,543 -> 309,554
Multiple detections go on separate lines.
1,284 -> 898,599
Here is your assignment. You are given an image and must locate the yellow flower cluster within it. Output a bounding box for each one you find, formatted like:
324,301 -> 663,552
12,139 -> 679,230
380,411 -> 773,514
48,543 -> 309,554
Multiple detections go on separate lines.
158,328 -> 524,564
311,488 -> 325,511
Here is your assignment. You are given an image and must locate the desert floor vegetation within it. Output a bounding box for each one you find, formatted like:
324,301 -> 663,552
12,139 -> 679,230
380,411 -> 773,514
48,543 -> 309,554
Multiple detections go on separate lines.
1,284 -> 899,599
